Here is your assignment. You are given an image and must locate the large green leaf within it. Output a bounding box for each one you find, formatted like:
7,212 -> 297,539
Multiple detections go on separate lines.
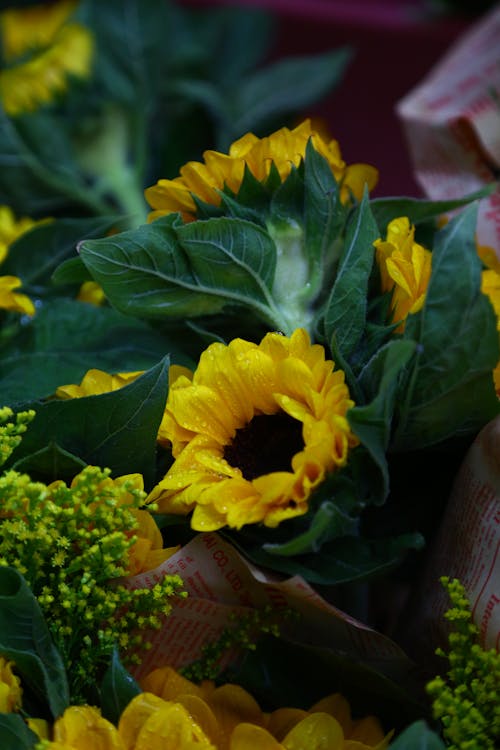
176,217 -> 277,306
394,205 -> 500,449
324,190 -> 379,363
79,217 -> 282,326
0,714 -> 40,750
370,187 -> 495,232
8,357 -> 169,486
303,141 -> 347,298
225,525 -> 423,585
348,340 -> 416,500
0,298 -> 189,405
100,648 -> 141,725
228,636 -> 426,732
0,567 -> 69,718
2,216 -> 122,290
0,110 -> 107,216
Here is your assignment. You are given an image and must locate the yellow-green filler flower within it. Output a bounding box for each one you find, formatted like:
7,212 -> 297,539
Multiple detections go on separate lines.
427,577 -> 500,750
145,119 -> 378,222
0,0 -> 93,116
0,460 -> 185,701
148,328 -> 358,531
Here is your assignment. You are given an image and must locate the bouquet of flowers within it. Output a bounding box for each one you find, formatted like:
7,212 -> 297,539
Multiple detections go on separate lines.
0,1 -> 498,748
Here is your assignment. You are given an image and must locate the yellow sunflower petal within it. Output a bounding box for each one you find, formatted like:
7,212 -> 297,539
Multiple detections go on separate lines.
133,703 -> 215,750
266,708 -> 309,742
230,723 -> 283,750
53,705 -> 125,749
282,713 -> 344,750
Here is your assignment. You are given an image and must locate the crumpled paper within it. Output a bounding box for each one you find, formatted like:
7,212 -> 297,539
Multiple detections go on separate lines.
397,4 -> 500,258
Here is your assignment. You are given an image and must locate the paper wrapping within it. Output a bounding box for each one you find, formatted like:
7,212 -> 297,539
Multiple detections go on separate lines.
397,4 -> 500,258
122,532 -> 417,685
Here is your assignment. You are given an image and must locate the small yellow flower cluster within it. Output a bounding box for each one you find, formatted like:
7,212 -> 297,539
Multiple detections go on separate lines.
0,0 -> 93,116
33,665 -> 391,750
0,405 -> 35,466
426,577 -> 500,750
181,606 -> 285,682
0,465 -> 185,700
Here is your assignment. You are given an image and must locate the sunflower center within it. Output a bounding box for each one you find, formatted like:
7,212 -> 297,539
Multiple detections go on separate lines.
223,412 -> 304,481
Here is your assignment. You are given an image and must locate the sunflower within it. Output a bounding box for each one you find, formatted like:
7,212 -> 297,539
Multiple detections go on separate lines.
148,328 -> 358,531
374,216 -> 432,333
145,119 -> 378,222
0,0 -> 93,116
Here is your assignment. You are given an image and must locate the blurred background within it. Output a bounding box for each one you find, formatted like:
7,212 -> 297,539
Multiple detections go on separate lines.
180,0 -> 495,196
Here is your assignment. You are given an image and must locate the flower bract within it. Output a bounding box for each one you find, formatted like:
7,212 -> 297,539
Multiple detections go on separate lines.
145,119 -> 378,222
148,328 -> 358,530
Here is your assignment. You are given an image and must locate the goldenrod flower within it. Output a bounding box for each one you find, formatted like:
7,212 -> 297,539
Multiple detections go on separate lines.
145,119 -> 378,222
374,217 -> 432,333
140,666 -> 392,750
0,275 -> 35,315
0,0 -> 93,116
148,328 -> 358,530
0,656 -> 21,713
55,368 -> 143,399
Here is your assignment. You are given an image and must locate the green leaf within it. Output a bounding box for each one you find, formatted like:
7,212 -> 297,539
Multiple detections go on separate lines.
176,217 -> 277,305
100,648 -> 141,725
79,217 -> 281,326
226,525 -> 423,585
348,339 -> 417,500
9,357 -> 170,486
11,442 -> 87,484
0,298 -> 187,405
394,204 -> 500,449
228,636 -> 426,732
3,216 -> 122,290
263,498 -> 359,557
52,256 -> 93,285
370,186 -> 496,232
0,714 -> 40,750
303,140 -> 346,298
388,721 -> 446,749
324,190 -> 379,362
0,567 -> 69,717
225,48 -> 352,143
0,110 -> 106,216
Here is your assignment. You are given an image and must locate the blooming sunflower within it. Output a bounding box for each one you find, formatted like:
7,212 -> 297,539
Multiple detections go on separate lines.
148,328 -> 358,531
145,119 -> 378,222
374,216 -> 432,333
0,0 -> 93,116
